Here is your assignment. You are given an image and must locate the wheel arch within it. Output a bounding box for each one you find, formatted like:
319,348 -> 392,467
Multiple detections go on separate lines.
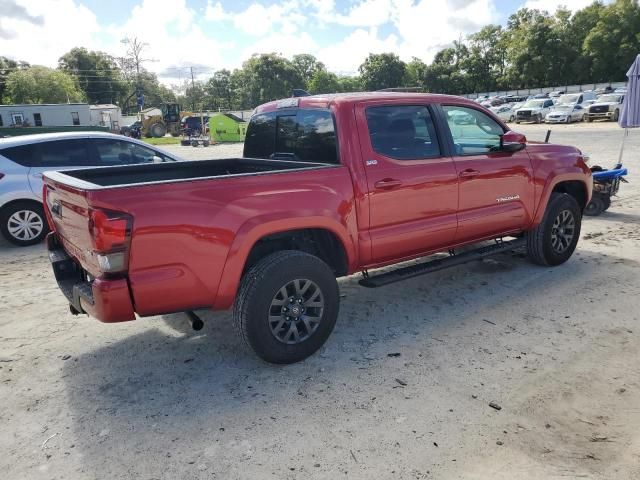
213,218 -> 357,310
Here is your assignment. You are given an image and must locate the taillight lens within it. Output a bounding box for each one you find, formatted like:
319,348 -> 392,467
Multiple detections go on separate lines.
88,209 -> 132,273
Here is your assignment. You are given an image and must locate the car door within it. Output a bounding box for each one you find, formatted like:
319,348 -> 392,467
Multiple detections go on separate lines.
27,139 -> 96,200
441,104 -> 535,244
355,102 -> 459,264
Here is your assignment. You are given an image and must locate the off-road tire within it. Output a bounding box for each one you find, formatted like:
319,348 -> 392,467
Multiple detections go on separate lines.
233,250 -> 340,364
526,193 -> 582,266
0,201 -> 49,246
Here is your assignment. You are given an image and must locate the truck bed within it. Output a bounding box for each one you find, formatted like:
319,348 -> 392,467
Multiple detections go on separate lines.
46,157 -> 333,188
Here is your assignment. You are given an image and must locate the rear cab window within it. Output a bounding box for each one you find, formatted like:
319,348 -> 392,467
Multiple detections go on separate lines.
244,109 -> 338,164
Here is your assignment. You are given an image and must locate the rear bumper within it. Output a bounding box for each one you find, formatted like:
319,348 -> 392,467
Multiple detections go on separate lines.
47,233 -> 136,322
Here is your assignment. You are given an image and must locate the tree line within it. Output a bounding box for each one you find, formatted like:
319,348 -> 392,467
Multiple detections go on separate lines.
1,0 -> 638,113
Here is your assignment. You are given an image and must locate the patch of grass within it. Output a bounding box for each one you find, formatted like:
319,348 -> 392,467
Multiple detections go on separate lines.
141,136 -> 182,145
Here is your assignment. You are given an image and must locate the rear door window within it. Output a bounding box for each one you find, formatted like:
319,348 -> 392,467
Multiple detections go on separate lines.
38,140 -> 93,167
365,105 -> 441,160
244,109 -> 338,164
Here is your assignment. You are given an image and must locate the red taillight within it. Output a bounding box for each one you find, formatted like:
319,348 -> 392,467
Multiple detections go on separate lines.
89,209 -> 131,252
88,209 -> 132,273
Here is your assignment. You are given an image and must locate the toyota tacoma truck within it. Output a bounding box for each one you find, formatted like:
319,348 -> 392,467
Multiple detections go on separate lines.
43,93 -> 592,364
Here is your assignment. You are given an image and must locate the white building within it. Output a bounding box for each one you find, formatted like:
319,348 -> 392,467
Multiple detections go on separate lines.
0,103 -> 90,128
90,104 -> 122,130
0,103 -> 123,130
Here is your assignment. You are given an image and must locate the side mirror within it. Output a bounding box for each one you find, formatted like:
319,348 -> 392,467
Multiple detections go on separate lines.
500,131 -> 526,153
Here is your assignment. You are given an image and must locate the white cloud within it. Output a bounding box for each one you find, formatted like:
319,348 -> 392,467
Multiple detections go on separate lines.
318,28 -> 400,74
315,0 -> 499,74
105,0 -> 228,85
205,0 -> 229,21
241,31 -> 317,66
1,0 -> 101,66
228,1 -> 306,37
523,0 -> 596,13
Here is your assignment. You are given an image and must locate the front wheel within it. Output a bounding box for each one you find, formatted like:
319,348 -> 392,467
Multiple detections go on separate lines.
1,201 -> 49,246
526,193 -> 582,266
612,110 -> 619,122
233,251 -> 340,364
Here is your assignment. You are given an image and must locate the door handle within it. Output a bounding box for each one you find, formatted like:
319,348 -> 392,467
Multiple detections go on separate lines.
459,169 -> 480,178
374,178 -> 403,189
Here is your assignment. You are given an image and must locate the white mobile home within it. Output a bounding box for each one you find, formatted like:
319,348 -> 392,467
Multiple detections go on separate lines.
90,104 -> 122,130
0,103 -> 90,128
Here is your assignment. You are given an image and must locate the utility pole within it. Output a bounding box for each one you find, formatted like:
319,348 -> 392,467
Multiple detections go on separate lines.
190,66 -> 196,111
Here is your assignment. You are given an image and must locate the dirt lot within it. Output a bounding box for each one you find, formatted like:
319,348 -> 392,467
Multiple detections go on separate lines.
1,122 -> 639,479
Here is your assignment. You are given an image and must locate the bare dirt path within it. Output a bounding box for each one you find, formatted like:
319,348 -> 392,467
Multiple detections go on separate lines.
1,123 -> 638,479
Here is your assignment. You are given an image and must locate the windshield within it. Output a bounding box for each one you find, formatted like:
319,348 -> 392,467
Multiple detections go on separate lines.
557,94 -> 580,104
599,94 -> 622,103
523,100 -> 544,108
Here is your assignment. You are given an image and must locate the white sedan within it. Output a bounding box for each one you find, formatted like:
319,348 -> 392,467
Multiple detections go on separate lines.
545,104 -> 586,124
490,105 -> 515,122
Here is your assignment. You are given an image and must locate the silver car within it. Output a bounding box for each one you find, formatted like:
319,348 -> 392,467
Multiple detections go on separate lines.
0,132 -> 181,246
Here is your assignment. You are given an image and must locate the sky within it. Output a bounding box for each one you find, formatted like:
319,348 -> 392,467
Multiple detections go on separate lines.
0,0 -> 599,86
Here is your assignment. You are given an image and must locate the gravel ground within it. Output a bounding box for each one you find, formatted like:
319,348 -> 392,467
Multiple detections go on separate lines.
1,122 -> 639,479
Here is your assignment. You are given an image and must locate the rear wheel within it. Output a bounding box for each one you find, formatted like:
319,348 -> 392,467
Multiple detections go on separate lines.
526,193 -> 581,266
0,201 -> 49,246
233,251 -> 340,364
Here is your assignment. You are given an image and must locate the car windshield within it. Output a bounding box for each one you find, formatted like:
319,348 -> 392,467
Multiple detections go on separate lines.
557,94 -> 580,104
599,94 -> 622,103
523,100 -> 544,108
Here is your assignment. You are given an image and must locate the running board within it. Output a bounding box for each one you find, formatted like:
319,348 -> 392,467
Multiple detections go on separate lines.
359,238 -> 526,288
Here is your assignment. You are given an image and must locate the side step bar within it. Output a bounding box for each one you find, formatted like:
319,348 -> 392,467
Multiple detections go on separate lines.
359,238 -> 526,288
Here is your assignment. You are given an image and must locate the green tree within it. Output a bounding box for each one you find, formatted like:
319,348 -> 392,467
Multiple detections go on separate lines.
336,75 -> 362,92
204,69 -> 233,110
404,57 -> 427,88
583,0 -> 640,82
238,53 -> 303,107
308,70 -> 340,94
358,53 -> 406,90
58,47 -> 127,104
1,56 -> 29,103
5,66 -> 84,104
292,54 -> 325,89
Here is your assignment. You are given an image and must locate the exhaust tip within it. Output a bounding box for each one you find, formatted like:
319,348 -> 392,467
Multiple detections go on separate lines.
186,311 -> 204,331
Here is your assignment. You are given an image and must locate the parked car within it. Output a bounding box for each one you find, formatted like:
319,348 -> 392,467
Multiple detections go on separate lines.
43,92 -> 592,364
555,92 -> 597,106
545,104 -> 586,123
490,104 -> 515,122
515,98 -> 555,123
549,90 -> 565,98
584,93 -> 625,122
120,120 -> 142,139
0,132 -> 181,246
614,88 -> 627,94
181,115 -> 210,136
533,93 -> 550,99
594,86 -> 614,96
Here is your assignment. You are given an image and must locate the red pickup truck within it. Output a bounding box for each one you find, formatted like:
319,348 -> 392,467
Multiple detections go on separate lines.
43,93 -> 591,363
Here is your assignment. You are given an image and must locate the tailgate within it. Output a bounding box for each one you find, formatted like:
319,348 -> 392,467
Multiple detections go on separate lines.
44,176 -> 101,277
